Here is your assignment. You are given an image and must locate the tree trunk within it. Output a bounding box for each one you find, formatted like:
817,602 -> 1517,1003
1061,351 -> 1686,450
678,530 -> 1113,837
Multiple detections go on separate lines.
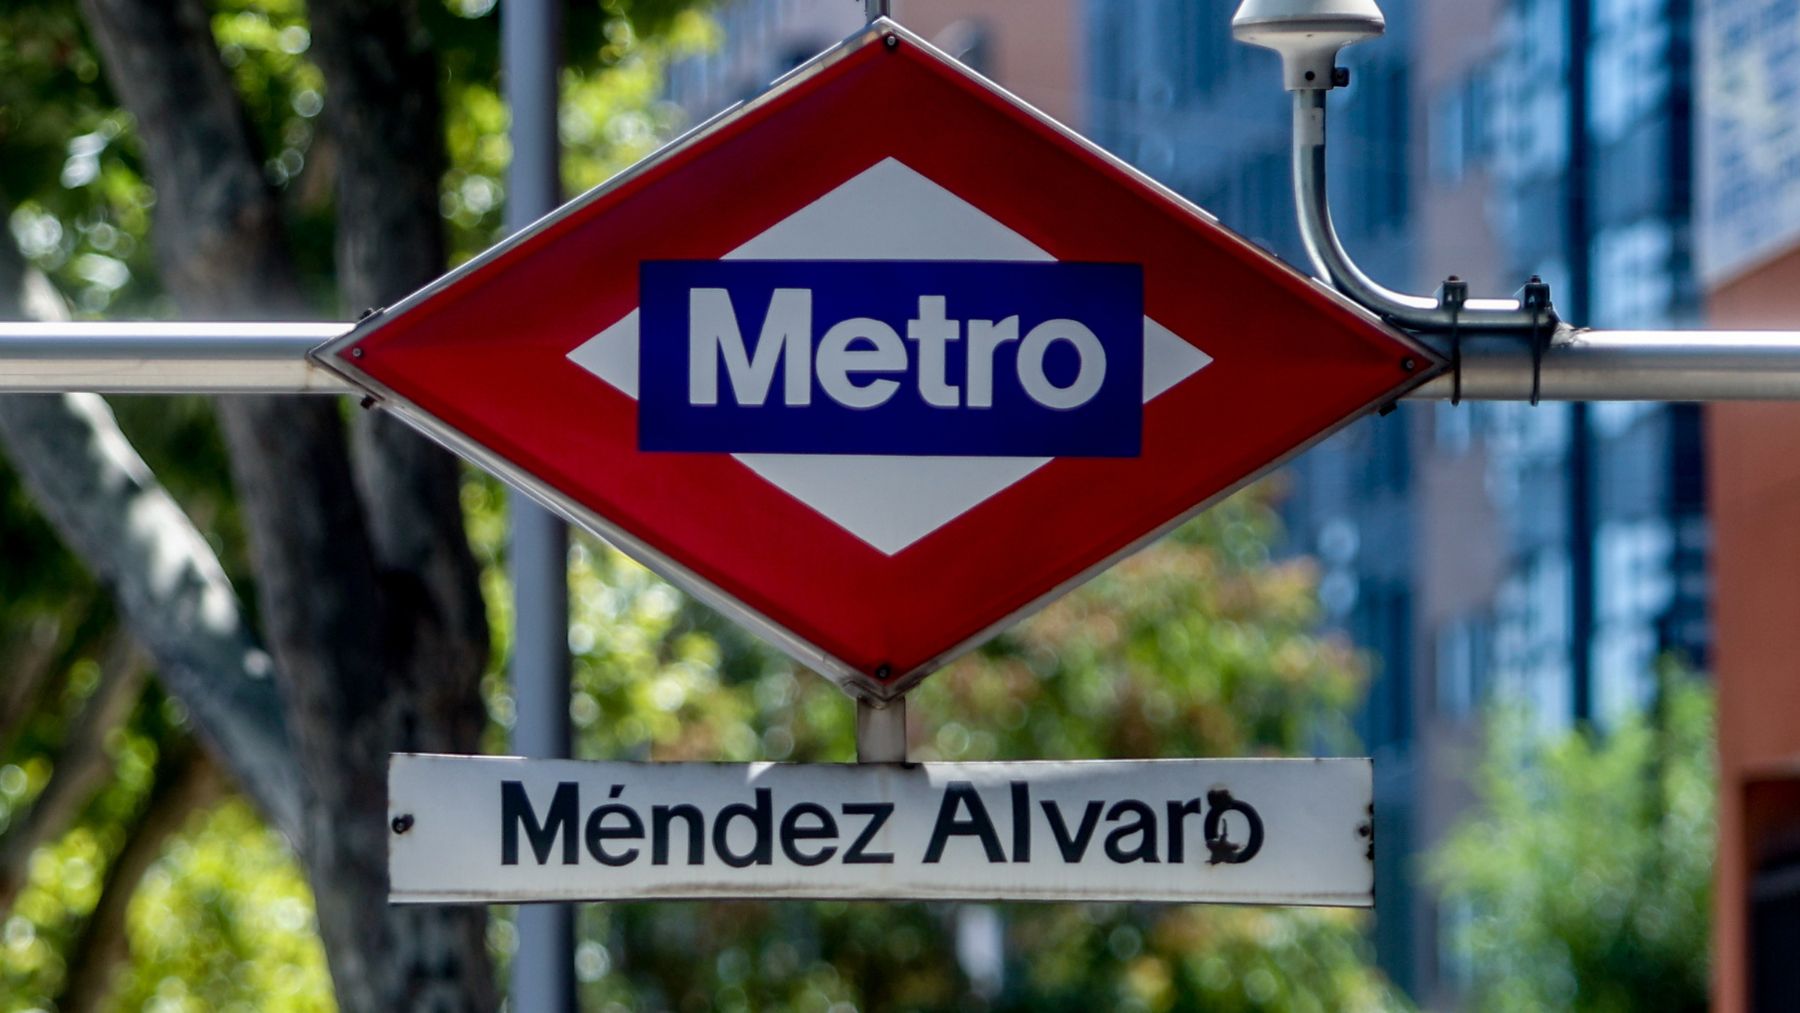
71,0 -> 499,1007
0,203 -> 302,842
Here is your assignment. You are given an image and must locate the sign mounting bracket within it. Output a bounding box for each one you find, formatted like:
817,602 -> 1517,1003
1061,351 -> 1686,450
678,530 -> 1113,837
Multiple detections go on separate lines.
855,695 -> 908,763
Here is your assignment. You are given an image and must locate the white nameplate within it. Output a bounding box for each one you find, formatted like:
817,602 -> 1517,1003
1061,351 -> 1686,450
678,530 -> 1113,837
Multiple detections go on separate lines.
388,754 -> 1372,907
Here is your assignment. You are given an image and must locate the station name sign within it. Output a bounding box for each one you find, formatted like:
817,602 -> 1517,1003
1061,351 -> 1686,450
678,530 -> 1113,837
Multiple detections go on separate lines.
637,260 -> 1145,457
389,755 -> 1373,906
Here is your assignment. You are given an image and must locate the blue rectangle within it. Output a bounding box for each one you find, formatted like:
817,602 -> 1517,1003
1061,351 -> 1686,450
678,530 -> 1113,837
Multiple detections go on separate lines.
637,260 -> 1143,457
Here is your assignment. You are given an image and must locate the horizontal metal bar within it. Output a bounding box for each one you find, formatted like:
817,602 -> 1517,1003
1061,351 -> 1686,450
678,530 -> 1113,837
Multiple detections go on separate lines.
0,322 -> 353,393
6,322 -> 1800,402
1405,328 -> 1800,402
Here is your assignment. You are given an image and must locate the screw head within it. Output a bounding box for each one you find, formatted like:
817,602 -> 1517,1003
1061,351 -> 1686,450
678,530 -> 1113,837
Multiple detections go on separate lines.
1402,357 -> 1417,371
351,346 -> 365,359
883,33 -> 899,49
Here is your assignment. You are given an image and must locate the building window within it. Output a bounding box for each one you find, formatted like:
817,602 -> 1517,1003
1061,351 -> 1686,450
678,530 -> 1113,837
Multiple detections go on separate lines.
1592,517 -> 1675,727
1317,516 -> 1361,620
1495,547 -> 1573,732
1435,615 -> 1492,719
1431,71 -> 1494,184
1355,582 -> 1414,751
1590,219 -> 1677,327
1589,400 -> 1655,439
1337,60 -> 1411,235
1434,401 -> 1474,454
1361,410 -> 1411,494
1177,3 -> 1234,100
1589,0 -> 1672,144
1085,1 -> 1134,142
1488,0 -> 1571,185
1431,81 -> 1470,183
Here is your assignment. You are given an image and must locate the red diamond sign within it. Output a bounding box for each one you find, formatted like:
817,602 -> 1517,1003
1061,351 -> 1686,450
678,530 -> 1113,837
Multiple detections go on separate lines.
314,20 -> 1441,700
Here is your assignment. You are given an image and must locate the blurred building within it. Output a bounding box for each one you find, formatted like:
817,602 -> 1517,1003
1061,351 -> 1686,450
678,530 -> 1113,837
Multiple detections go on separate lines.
1081,1 -> 1706,1006
668,0 -> 1709,1007
1695,1 -> 1800,1009
1084,7 -> 1432,992
664,0 -> 1082,124
664,0 -> 864,117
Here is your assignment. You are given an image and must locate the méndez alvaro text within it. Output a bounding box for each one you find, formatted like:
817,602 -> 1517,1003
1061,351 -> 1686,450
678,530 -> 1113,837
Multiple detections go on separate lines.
636,260 -> 1145,457
499,778 -> 1263,869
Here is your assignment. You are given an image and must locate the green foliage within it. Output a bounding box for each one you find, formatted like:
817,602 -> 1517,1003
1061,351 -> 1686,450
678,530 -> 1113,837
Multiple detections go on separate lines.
2,686 -> 183,1010
0,4 -> 162,317
1431,668 -> 1714,1013
106,800 -> 333,1012
209,0 -> 337,306
461,475 -> 1405,1012
438,0 -> 716,261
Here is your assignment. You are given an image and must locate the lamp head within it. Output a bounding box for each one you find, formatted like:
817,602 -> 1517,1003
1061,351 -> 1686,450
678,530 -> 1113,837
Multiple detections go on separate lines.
1231,0 -> 1386,91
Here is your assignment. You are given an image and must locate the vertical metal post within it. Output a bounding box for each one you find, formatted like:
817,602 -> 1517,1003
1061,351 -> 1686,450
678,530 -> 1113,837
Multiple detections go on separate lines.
864,0 -> 891,22
1566,0 -> 1596,726
503,2 -> 575,1010
856,697 -> 908,763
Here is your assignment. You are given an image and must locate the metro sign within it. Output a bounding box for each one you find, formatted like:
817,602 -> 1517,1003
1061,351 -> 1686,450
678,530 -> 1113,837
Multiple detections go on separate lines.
315,20 -> 1441,700
638,259 -> 1146,457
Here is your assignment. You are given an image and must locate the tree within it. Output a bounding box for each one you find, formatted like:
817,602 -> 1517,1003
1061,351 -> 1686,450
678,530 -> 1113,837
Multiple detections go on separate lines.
1430,665 -> 1714,1013
0,1 -> 701,1006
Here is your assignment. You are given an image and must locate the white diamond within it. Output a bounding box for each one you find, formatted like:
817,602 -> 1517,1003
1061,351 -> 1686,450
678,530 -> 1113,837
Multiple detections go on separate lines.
567,157 -> 1211,555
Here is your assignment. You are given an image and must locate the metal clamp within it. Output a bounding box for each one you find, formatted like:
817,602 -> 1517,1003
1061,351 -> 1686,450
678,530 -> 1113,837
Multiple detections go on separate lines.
1520,276 -> 1554,406
1438,276 -> 1469,406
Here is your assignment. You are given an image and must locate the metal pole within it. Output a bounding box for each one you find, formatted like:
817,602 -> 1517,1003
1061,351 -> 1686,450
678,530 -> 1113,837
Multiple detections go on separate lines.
1402,330 -> 1800,401
13,324 -> 1800,401
503,2 -> 574,1011
856,697 -> 907,762
0,322 -> 350,392
1565,0 -> 1597,726
853,0 -> 911,760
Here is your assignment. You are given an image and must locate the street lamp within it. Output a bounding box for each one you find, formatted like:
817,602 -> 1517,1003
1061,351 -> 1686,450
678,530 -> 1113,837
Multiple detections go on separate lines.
1230,0 -> 1385,91
1231,0 -> 1552,344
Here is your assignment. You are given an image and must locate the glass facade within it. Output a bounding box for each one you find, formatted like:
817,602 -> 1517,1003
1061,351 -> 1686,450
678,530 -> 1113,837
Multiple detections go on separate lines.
1082,0 -> 1705,1002
1699,0 -> 1800,281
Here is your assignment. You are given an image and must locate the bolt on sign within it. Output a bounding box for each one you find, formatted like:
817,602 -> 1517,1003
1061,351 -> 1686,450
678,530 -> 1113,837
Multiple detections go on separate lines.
389,755 -> 1374,906
314,20 -> 1441,702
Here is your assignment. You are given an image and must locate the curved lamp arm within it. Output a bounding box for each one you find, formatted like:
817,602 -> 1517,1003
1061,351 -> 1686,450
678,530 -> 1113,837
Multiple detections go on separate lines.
1291,89 -> 1555,333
